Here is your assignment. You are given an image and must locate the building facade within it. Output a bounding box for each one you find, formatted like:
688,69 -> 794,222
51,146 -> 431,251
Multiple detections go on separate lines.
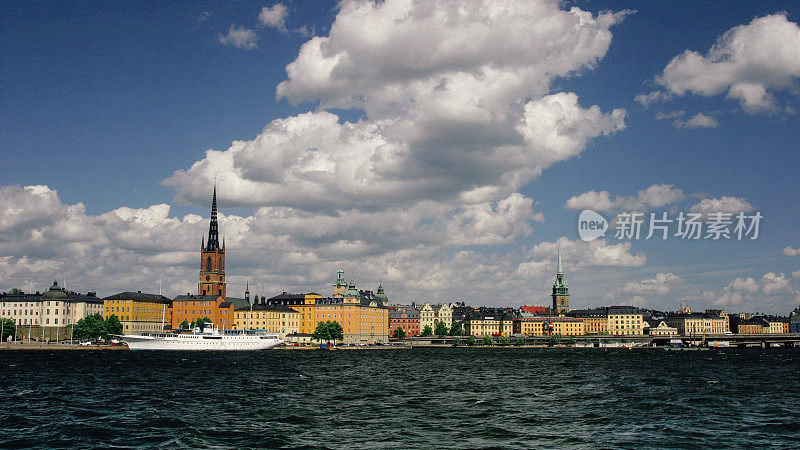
607,306 -> 645,335
0,280 -> 103,341
419,302 -> 453,332
512,317 -> 584,336
171,294 -> 234,329
567,309 -> 609,334
233,304 -> 299,338
265,272 -> 389,344
664,313 -> 726,336
644,319 -> 679,337
103,291 -> 172,333
389,305 -> 420,337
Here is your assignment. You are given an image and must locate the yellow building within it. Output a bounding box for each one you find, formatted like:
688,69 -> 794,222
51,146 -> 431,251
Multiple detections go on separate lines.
607,307 -> 645,336
103,291 -> 172,333
232,304 -> 299,338
567,309 -> 609,334
265,276 -> 389,344
465,316 -> 502,337
513,317 -> 584,336
664,313 -> 726,336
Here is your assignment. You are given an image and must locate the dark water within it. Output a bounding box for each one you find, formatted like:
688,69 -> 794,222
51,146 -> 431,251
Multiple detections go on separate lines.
1,348 -> 799,449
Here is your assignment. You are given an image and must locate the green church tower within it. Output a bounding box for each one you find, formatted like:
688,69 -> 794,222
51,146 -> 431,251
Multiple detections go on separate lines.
552,244 -> 569,314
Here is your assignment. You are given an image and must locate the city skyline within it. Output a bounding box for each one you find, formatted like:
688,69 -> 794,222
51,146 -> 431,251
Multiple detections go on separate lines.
2,1 -> 799,314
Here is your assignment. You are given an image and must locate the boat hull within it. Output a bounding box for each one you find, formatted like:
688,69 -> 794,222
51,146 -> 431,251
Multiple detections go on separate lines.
122,334 -> 283,350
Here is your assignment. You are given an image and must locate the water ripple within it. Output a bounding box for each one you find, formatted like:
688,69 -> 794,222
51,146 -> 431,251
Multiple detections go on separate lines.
1,348 -> 799,448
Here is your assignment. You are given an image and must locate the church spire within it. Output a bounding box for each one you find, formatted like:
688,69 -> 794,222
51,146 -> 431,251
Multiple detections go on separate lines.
557,242 -> 563,275
205,184 -> 220,251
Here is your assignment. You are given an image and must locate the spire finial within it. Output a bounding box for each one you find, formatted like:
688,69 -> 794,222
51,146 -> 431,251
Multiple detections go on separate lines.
205,183 -> 220,251
557,241 -> 563,274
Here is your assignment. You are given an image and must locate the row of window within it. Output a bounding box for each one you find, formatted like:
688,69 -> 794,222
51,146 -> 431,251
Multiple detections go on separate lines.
3,309 -> 69,316
12,317 -> 67,325
1,301 -> 63,307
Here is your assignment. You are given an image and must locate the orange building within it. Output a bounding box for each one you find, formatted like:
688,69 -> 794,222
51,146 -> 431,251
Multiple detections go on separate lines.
171,294 -> 234,329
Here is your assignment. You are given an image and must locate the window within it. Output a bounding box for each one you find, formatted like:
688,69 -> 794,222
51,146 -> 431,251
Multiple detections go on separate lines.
207,257 -> 213,272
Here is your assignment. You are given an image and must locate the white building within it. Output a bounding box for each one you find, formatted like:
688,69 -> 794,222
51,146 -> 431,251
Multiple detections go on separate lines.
0,280 -> 103,341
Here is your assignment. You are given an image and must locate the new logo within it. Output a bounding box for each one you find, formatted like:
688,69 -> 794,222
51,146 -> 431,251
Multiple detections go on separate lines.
578,210 -> 608,241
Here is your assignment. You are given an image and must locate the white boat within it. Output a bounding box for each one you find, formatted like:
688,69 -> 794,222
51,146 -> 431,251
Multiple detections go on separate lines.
120,324 -> 283,350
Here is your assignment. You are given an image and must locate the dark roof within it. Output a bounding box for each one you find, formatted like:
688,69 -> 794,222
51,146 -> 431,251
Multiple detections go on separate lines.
268,293 -> 306,301
173,294 -> 222,301
1,291 -> 103,305
514,316 -> 582,322
665,313 -> 726,320
567,308 -> 608,318
227,297 -> 251,309
219,302 -> 233,308
235,303 -> 298,313
103,291 -> 171,302
607,306 -> 645,315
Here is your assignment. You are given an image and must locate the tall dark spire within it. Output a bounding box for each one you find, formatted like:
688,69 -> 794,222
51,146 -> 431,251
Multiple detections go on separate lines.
205,184 -> 220,251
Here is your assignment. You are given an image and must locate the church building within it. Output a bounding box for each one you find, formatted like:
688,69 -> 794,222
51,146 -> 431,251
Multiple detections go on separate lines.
552,244 -> 570,314
199,185 -> 226,297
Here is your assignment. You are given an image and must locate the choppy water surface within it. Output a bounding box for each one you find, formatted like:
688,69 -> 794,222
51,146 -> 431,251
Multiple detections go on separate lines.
1,348 -> 799,448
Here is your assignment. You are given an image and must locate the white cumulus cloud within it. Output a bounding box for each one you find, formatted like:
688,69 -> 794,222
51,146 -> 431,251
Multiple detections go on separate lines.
218,25 -> 259,49
259,4 -> 289,31
673,113 -> 719,129
565,184 -> 685,213
650,13 -> 800,114
690,196 -> 754,216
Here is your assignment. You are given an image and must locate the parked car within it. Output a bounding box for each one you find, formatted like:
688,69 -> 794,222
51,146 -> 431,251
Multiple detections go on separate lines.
79,341 -> 92,346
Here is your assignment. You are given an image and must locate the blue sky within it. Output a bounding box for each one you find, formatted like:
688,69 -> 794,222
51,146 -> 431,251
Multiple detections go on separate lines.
1,1 -> 798,314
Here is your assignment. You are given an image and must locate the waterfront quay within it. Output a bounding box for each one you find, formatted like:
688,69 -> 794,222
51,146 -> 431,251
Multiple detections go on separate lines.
405,334 -> 800,348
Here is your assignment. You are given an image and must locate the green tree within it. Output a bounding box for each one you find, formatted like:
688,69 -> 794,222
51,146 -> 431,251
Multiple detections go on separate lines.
548,335 -> 559,346
466,335 -> 476,346
191,317 -> 212,329
434,321 -> 449,337
1,318 -> 15,341
566,336 -> 576,346
498,336 -> 509,346
515,337 -> 525,346
328,321 -> 344,344
106,315 -> 123,335
179,320 -> 190,329
392,327 -> 407,339
448,321 -> 463,336
312,321 -> 331,343
73,314 -> 109,341
313,321 -> 344,345
421,325 -> 433,337
482,335 -> 493,346
9,288 -> 24,295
